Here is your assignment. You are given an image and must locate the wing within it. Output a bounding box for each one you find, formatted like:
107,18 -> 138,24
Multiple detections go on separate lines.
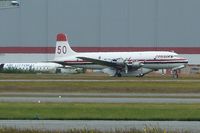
77,56 -> 144,70
77,57 -> 122,68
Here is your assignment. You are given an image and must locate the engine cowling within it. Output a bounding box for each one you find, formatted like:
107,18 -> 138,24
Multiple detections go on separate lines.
110,58 -> 144,74
125,61 -> 144,68
111,58 -> 124,65
123,61 -> 144,74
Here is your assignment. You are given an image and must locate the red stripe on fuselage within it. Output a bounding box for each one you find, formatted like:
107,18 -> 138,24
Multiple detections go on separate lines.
63,59 -> 188,65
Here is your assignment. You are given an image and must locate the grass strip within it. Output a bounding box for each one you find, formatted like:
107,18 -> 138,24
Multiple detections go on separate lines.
0,81 -> 200,93
0,73 -> 200,80
0,103 -> 200,121
0,127 -> 191,133
0,127 -> 190,133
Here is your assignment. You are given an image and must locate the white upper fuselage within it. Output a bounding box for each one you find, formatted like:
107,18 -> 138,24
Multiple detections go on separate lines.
55,51 -> 188,70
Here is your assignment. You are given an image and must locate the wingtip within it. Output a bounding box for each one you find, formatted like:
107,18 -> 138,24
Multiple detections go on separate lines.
57,33 -> 68,41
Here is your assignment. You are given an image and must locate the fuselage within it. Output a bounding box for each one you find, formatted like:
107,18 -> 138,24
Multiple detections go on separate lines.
56,51 -> 188,70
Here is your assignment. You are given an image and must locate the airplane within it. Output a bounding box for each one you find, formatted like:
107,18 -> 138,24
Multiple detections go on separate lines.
53,33 -> 188,78
0,62 -> 76,74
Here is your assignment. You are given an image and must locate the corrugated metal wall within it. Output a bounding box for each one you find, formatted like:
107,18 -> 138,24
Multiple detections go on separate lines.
1,0 -> 200,47
0,0 -> 199,64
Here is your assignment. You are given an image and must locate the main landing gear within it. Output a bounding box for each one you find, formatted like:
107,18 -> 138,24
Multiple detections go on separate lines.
114,69 -> 122,77
136,73 -> 144,77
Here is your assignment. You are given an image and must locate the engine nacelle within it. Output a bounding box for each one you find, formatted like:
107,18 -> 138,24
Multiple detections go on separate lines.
111,58 -> 124,65
125,61 -> 144,68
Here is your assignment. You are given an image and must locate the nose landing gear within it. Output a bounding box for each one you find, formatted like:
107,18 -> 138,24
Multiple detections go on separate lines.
172,70 -> 179,79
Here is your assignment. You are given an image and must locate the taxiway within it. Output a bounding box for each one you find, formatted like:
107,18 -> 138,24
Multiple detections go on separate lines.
0,120 -> 199,132
0,96 -> 200,103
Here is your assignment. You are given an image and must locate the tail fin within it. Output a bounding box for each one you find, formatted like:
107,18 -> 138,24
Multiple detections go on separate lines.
54,33 -> 76,60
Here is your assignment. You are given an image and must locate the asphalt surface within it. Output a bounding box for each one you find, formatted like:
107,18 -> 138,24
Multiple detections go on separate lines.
1,92 -> 200,97
0,96 -> 200,103
0,120 -> 199,132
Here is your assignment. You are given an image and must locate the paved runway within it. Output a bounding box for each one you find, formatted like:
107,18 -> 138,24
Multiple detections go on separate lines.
0,120 -> 199,132
0,92 -> 200,98
0,96 -> 200,103
1,92 -> 200,97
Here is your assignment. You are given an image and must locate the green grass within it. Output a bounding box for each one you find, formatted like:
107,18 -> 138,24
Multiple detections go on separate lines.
0,73 -> 200,80
0,81 -> 200,93
0,73 -> 200,93
0,102 -> 200,121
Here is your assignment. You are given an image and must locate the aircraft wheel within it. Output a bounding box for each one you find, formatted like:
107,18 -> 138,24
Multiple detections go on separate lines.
117,73 -> 122,77
114,69 -> 122,77
136,74 -> 144,77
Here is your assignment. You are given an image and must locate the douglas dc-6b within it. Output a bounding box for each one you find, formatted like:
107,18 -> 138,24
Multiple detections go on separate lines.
53,33 -> 188,78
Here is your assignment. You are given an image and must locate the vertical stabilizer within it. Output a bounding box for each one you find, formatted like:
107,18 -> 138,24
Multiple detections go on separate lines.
54,33 -> 76,60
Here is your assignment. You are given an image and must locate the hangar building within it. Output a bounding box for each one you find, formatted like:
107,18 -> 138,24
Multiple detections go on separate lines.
0,0 -> 199,66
